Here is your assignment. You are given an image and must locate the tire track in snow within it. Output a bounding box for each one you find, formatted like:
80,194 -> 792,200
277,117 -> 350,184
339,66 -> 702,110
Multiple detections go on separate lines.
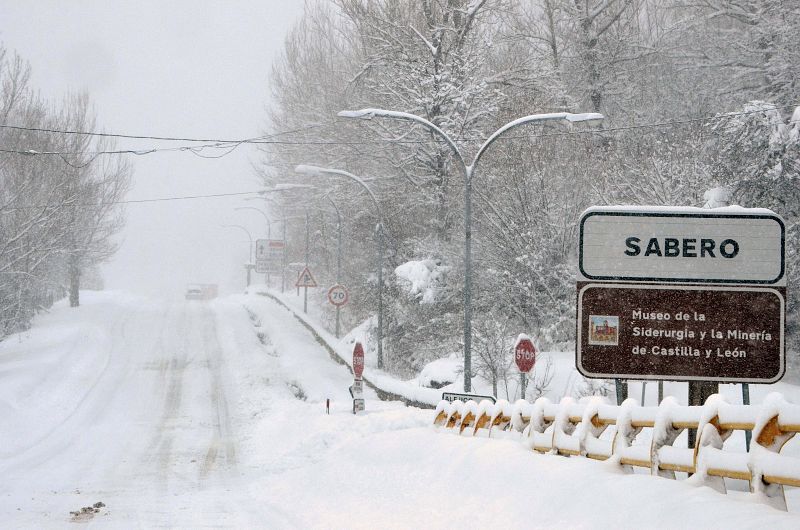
141,303 -> 189,486
199,305 -> 237,479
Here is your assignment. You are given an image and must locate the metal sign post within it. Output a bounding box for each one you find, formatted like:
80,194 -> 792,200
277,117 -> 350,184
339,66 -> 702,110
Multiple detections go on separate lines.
295,266 -> 317,313
255,239 -> 286,280
327,284 -> 349,338
576,207 -> 786,409
352,342 -> 365,414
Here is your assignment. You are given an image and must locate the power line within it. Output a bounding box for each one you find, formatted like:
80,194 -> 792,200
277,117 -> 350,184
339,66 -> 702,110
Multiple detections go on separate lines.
0,189 -> 272,212
0,124 -> 275,144
1,104 -> 797,159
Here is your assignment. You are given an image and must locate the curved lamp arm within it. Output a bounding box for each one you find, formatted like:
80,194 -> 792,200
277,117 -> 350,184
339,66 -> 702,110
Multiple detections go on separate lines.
338,109 -> 467,172
221,224 -> 254,261
472,112 -> 603,169
295,164 -> 384,231
339,108 -> 604,176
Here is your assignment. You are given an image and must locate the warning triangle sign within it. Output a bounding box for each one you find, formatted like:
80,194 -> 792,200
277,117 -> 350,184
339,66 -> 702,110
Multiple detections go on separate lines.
295,267 -> 318,288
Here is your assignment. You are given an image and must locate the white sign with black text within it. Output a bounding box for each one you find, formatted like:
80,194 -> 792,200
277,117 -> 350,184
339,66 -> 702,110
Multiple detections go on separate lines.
578,207 -> 785,285
255,239 -> 285,274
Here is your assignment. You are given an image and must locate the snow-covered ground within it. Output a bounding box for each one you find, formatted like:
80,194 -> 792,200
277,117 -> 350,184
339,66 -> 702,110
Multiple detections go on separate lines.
1,291 -> 799,528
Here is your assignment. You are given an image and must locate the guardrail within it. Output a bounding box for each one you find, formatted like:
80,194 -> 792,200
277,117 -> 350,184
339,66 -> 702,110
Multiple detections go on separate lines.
433,393 -> 800,511
254,291 -> 436,408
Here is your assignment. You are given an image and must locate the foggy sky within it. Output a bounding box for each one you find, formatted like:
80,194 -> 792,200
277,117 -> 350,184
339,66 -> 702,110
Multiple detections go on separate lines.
0,1 -> 304,297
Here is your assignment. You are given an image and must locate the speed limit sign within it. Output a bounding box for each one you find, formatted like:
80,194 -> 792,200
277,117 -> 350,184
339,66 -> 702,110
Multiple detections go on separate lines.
327,284 -> 349,307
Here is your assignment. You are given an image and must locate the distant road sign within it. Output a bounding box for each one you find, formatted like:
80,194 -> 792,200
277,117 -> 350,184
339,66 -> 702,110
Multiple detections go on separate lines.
295,267 -> 317,288
352,342 -> 365,379
441,392 -> 496,404
256,239 -> 285,274
351,378 -> 363,397
255,239 -> 268,258
328,284 -> 349,307
515,336 -> 536,373
353,398 -> 365,414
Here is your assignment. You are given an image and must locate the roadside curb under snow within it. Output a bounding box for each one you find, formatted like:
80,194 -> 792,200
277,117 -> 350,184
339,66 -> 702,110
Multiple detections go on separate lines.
254,291 -> 436,409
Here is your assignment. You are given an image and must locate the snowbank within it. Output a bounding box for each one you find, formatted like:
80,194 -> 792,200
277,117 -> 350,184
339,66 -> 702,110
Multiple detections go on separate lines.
394,259 -> 448,304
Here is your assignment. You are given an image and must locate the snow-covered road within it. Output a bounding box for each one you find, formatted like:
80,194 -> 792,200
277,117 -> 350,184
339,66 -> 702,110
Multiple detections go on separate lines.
0,292 -> 395,527
2,292 -> 799,528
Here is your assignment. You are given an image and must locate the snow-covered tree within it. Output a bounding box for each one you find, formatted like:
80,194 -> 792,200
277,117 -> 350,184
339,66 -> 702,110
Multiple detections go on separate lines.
0,47 -> 130,338
707,102 -> 800,370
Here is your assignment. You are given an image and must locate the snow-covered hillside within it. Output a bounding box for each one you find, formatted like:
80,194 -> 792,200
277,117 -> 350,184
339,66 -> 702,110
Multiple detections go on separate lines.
0,291 -> 798,528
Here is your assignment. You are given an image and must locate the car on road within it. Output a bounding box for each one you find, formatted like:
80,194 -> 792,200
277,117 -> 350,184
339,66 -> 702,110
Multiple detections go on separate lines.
185,286 -> 204,300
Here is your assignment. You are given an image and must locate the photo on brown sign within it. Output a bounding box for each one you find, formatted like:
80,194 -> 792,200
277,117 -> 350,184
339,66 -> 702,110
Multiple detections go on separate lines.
589,315 -> 619,346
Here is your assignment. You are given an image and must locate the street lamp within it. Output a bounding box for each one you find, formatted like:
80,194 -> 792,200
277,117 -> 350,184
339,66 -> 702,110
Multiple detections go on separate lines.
251,183 -> 319,293
338,108 -> 604,392
280,191 -> 345,321
322,193 -> 344,338
295,164 -> 387,369
235,206 -> 278,287
221,224 -> 254,287
235,206 -> 272,239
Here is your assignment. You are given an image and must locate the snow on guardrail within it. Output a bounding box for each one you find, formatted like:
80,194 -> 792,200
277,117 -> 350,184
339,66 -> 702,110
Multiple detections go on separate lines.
434,393 -> 800,511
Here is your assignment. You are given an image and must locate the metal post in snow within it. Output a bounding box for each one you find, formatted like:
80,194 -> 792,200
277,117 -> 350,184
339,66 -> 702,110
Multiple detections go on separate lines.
520,373 -> 527,401
743,383 -> 751,450
377,223 -> 384,368
267,220 -> 271,288
324,194 -> 343,339
234,206 -> 272,288
282,216 -> 287,293
463,166 -> 473,389
222,224 -> 253,290
615,379 -> 628,405
304,210 -> 310,314
336,222 -> 342,338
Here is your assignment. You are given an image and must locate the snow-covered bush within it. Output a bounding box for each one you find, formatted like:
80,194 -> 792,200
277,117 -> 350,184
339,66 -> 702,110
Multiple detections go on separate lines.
418,353 -> 462,389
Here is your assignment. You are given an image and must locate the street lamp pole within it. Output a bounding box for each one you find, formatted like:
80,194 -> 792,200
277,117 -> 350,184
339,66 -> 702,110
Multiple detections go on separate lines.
338,109 -> 603,392
304,208 -> 310,313
295,165 -> 386,369
253,184 -> 318,294
323,194 -> 344,338
221,224 -> 254,288
282,215 -> 287,293
235,206 -> 274,286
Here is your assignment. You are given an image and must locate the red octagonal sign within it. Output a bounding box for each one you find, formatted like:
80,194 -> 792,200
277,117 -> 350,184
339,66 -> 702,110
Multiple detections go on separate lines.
353,342 -> 365,379
515,336 -> 536,373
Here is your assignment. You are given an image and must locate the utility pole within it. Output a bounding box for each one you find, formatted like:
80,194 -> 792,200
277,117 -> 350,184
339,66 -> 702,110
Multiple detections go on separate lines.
304,209 -> 310,314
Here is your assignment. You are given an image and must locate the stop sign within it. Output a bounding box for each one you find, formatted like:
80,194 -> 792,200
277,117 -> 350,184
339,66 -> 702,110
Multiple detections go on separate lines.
515,336 -> 536,373
353,342 -> 365,379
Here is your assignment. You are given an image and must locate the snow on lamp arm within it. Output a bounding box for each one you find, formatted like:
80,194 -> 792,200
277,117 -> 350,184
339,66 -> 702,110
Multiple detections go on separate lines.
220,224 -> 253,263
337,108 -> 604,392
234,206 -> 272,239
221,223 -> 255,288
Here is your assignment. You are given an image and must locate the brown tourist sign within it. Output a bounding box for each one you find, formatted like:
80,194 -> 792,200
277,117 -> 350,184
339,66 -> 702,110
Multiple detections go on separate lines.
576,207 -> 786,383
